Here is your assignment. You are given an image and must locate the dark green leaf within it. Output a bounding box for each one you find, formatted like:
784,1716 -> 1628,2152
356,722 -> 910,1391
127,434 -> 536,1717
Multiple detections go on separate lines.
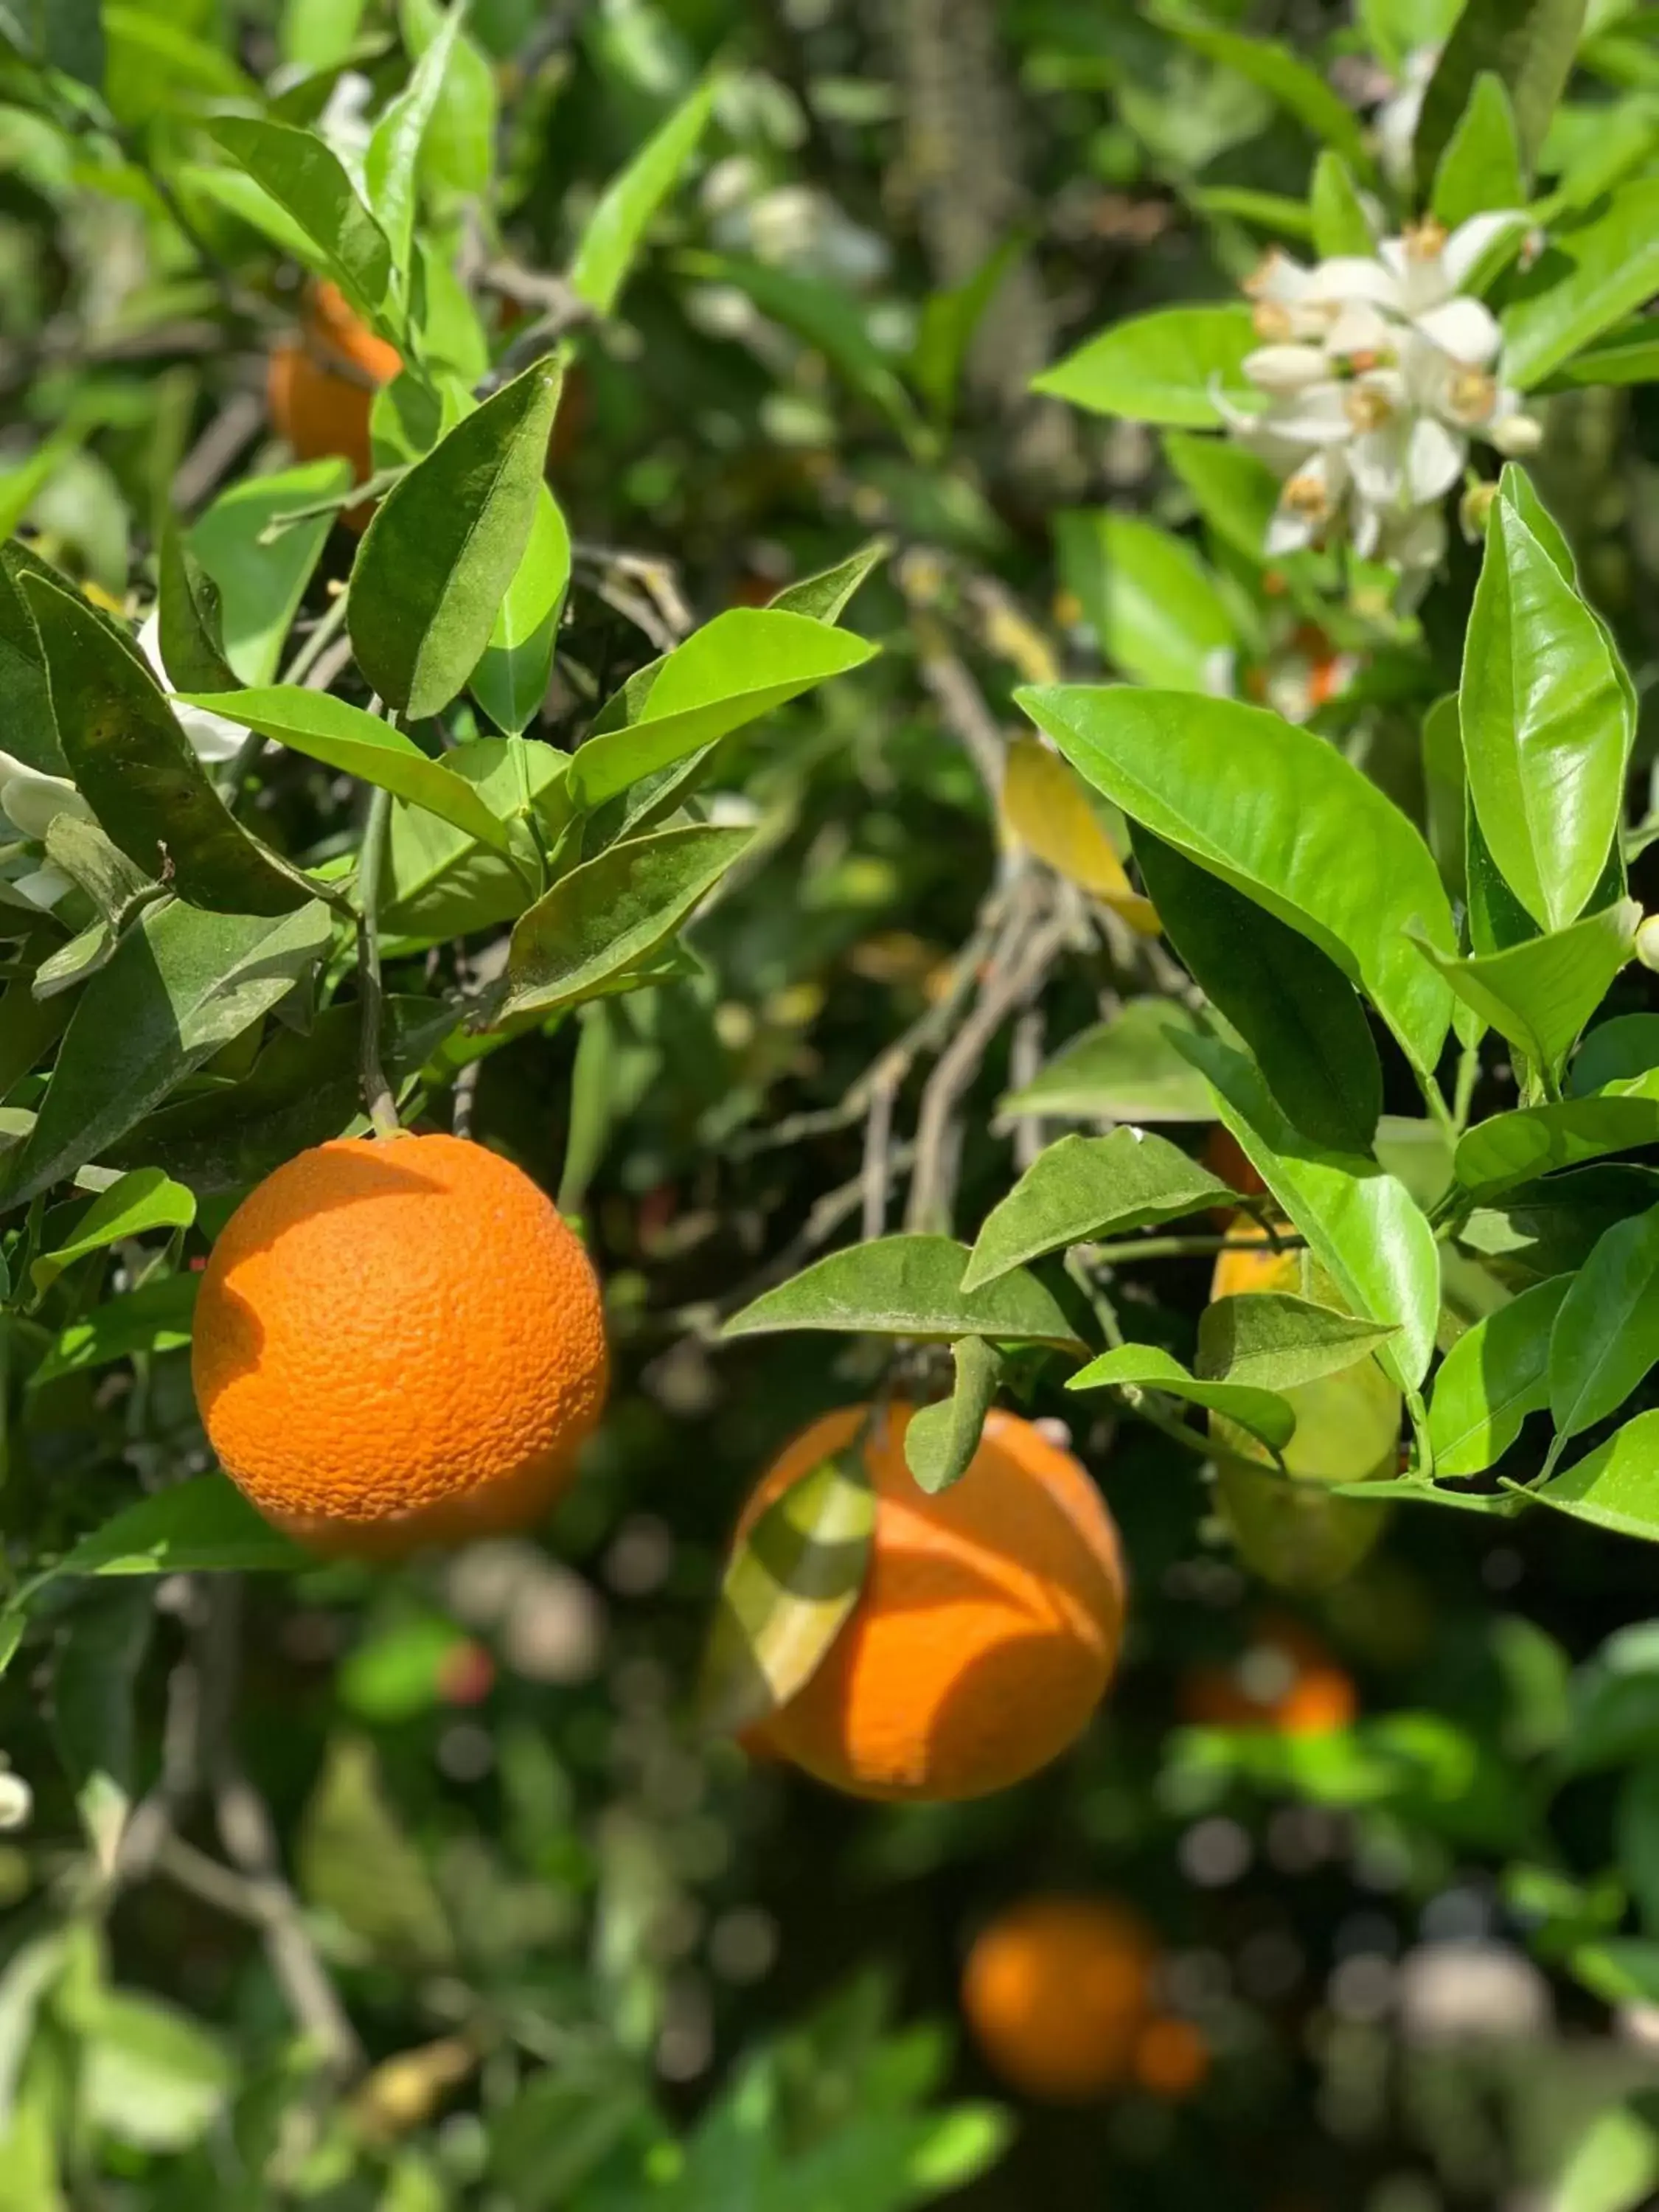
1432,72 -> 1525,225
41,815 -> 155,925
471,487 -> 571,737
385,738 -> 565,945
723,1235 -> 1088,1351
1502,179 -> 1659,389
1427,1274 -> 1570,1475
32,1275 -> 198,1388
903,1340 -> 1004,1495
175,686 -> 514,852
156,515 -> 237,695
963,1127 -> 1234,1292
1411,900 -> 1638,1088
364,0 -> 465,278
1413,0 -> 1587,188
1161,433 -> 1281,565
1021,684 -> 1455,1085
571,609 -> 875,811
206,116 -> 394,326
52,1587 -> 153,1873
1177,1029 -> 1440,1391
1135,827 -> 1382,1152
187,459 -> 351,686
911,235 -> 1027,424
53,1475 -> 309,1576
768,537 -> 891,625
1533,1410 -> 1659,1543
1197,1292 -> 1399,1393
1575,1016 -> 1659,1094
698,1443 -> 873,1735
1069,1340 -> 1296,1455
1463,1167 -> 1659,1284
1454,1072 -> 1659,1198
1549,1206 -> 1659,1450
998,999 -> 1214,1122
0,543 -> 74,774
571,77 -> 717,318
1032,305 -> 1259,429
350,354 -> 564,721
1460,495 -> 1628,932
19,575 -> 316,917
31,1167 -> 195,1294
4,899 -> 332,1205
503,824 -> 751,1020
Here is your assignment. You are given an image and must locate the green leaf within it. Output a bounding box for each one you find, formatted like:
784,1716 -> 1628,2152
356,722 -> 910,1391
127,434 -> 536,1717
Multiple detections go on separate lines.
1463,1167 -> 1659,1285
1548,2099 -> 1659,2212
904,1340 -> 1004,1495
1135,827 -> 1382,1154
1534,1410 -> 1659,1542
1310,150 -> 1376,257
1411,900 -> 1638,1088
175,686 -> 513,852
698,1443 -> 873,1734
74,1988 -> 232,2153
1502,178 -> 1659,389
351,355 -> 563,721
3,900 -> 332,1206
18,575 -> 316,918
1152,4 -> 1373,168
156,515 -> 237,696
364,0 -> 465,279
0,542 -> 68,775
1178,1030 -> 1440,1392
1432,72 -> 1526,224
52,1475 -> 308,1577
1575,1015 -> 1659,1094
768,537 -> 891,625
723,1234 -> 1088,1351
187,459 -> 352,686
1068,1340 -> 1296,1456
568,609 -> 877,810
52,1586 -> 153,1874
31,1168 -> 195,1295
1427,1273 -> 1570,1475
1549,1206 -> 1659,1450
385,740 -> 565,944
1413,0 -> 1588,188
911,234 -> 1027,424
41,815 -> 155,926
963,1127 -> 1234,1292
998,998 -> 1214,1122
680,251 -> 928,451
300,1735 -> 453,1966
1020,684 -> 1455,1086
1,0 -> 104,84
399,0 -> 497,203
1033,305 -> 1259,429
32,1275 -> 198,1388
1161,434 -> 1281,565
1460,495 -> 1629,932
1197,1292 -> 1399,1393
502,824 -> 751,1020
1454,1071 -> 1659,1197
571,76 -> 716,318
471,487 -> 571,736
1421,692 -> 1466,902
206,116 -> 394,328
1054,510 -> 1236,691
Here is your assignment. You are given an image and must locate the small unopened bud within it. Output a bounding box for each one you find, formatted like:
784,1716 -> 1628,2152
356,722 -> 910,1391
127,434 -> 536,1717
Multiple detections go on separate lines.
1635,915 -> 1659,973
1490,412 -> 1544,457
1460,481 -> 1500,541
1244,343 -> 1327,394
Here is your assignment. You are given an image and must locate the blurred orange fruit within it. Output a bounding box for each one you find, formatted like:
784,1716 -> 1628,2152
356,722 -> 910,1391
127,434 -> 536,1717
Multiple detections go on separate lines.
962,1896 -> 1156,2099
267,282 -> 403,529
737,1405 -> 1126,1802
1179,1616 -> 1357,1737
192,1134 -> 608,1558
1133,2014 -> 1210,2098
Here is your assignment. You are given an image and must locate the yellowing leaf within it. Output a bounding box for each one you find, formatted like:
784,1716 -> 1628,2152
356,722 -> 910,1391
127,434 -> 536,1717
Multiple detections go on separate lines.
1001,736 -> 1159,931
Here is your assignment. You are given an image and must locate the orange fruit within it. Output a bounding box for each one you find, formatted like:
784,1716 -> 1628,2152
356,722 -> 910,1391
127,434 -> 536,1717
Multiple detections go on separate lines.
1208,1210 -> 1299,1301
1179,1617 -> 1357,1737
192,1134 -> 608,1558
737,1405 -> 1125,1802
267,282 -> 403,529
962,1897 -> 1156,2100
1133,2014 -> 1210,2098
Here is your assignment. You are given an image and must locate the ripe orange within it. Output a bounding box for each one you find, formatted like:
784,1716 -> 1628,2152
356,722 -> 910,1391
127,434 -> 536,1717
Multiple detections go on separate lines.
1179,1616 -> 1357,1737
1133,2014 -> 1210,2098
267,282 -> 403,527
737,1405 -> 1125,1803
962,1896 -> 1156,2100
1208,1210 -> 1299,1301
192,1134 -> 608,1558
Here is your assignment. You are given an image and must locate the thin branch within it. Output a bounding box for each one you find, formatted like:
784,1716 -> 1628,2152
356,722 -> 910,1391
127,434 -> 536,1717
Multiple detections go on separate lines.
356,771 -> 398,1140
860,1071 -> 897,1242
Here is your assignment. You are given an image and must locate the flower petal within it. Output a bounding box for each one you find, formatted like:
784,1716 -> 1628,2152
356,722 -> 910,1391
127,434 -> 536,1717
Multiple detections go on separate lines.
1243,343 -> 1330,394
1414,296 -> 1501,366
1441,210 -> 1528,292
1404,414 -> 1467,503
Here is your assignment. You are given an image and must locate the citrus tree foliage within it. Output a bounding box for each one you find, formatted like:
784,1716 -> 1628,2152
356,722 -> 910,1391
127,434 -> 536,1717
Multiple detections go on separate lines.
8,0 -> 1659,2206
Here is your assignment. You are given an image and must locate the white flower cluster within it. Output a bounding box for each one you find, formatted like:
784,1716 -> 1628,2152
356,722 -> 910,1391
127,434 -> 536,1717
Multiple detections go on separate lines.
0,612 -> 241,911
1223,215 -> 1542,577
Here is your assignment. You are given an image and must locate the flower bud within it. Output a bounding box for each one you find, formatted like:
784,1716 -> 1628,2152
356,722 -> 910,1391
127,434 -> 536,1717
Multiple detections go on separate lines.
1459,481 -> 1499,541
1635,915 -> 1659,973
1490,412 -> 1543,457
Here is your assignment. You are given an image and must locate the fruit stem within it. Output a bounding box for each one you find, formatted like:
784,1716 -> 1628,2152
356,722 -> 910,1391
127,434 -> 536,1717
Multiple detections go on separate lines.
356,780 -> 399,1140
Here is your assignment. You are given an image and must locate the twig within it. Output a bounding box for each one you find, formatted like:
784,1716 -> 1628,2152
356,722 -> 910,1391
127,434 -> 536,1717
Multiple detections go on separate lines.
1008,1004 -> 1046,1170
356,773 -> 399,1140
1084,1230 -> 1305,1266
860,1071 -> 897,1242
909,606 -> 1005,808
906,885 -> 1066,1233
453,1059 -> 481,1139
591,575 -> 682,655
173,392 -> 265,514
572,545 -> 695,640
